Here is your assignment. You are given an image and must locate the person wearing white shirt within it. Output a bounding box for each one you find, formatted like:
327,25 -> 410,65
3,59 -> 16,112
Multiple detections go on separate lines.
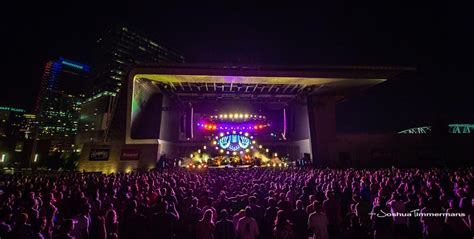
308,201 -> 329,239
236,206 -> 259,239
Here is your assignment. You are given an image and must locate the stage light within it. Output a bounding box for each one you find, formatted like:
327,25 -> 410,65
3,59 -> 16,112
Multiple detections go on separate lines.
220,149 -> 224,153
265,149 -> 269,152
272,163 -> 276,167
250,136 -> 254,139
213,141 -> 217,145
252,140 -> 256,144
186,165 -> 190,168
226,132 -> 229,134
279,163 -> 282,167
219,114 -> 223,118
245,149 -> 250,152
239,114 -> 243,118
213,126 -> 216,129
234,113 -> 238,118
259,125 -> 263,129
239,131 -> 242,134
244,114 -> 249,118
274,153 -> 278,157
232,152 -> 237,155
198,165 -> 202,169
224,114 -> 228,118
232,131 -> 236,134
190,154 -> 194,158
259,145 -> 263,149
284,163 -> 288,167
239,151 -> 243,154
203,146 -> 207,150
254,126 -> 258,129
220,133 -> 224,137
215,146 -> 219,150
250,146 -> 254,149
226,151 -> 230,155
215,136 -> 219,139
229,114 -> 233,118
225,127 -> 228,129
198,149 -> 201,153
244,132 -> 249,136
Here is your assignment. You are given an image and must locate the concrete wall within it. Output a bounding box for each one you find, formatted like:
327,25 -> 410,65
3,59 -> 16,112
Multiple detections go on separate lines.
307,95 -> 336,165
78,142 -> 158,173
159,95 -> 181,142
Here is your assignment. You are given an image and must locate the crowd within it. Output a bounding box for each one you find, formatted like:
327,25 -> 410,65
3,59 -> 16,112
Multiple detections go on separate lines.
0,167 -> 472,239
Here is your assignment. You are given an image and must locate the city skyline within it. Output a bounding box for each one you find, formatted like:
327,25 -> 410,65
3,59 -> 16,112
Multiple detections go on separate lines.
1,4 -> 473,132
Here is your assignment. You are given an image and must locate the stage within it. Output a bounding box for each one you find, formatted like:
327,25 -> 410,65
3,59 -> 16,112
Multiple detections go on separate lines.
182,162 -> 289,169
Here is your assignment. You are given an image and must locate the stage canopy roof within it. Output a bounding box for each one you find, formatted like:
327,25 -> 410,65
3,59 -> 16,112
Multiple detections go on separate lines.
130,64 -> 413,102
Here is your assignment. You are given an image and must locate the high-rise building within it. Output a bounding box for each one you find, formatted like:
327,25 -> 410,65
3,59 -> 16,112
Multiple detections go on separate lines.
76,26 -> 184,147
35,57 -> 91,153
0,106 -> 26,139
76,91 -> 117,145
91,26 -> 185,94
19,114 -> 36,140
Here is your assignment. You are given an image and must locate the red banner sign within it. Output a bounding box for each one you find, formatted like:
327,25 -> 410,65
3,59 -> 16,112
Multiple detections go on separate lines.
120,148 -> 140,161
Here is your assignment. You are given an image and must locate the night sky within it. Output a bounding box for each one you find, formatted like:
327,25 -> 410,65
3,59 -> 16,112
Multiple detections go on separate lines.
1,2 -> 473,133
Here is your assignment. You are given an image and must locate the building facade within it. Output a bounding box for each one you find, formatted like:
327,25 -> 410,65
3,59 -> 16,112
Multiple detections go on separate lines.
91,26 -> 185,94
76,26 -> 185,148
0,106 -> 26,139
35,57 -> 91,153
